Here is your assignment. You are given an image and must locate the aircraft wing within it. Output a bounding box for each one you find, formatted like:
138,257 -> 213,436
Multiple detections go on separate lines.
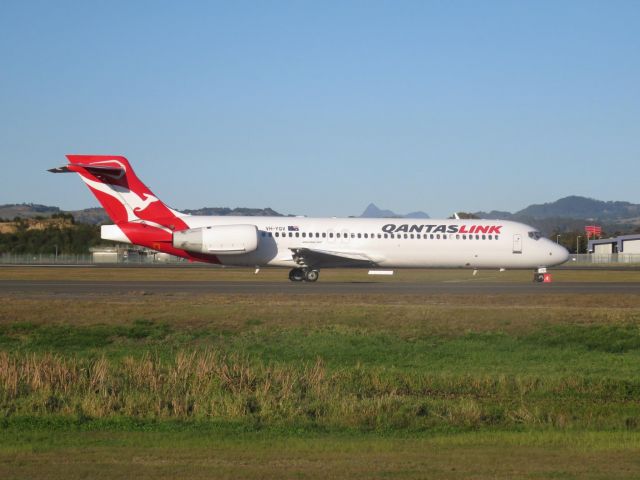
290,247 -> 382,268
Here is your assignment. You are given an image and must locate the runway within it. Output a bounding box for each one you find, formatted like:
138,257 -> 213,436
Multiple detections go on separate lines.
2,279 -> 639,296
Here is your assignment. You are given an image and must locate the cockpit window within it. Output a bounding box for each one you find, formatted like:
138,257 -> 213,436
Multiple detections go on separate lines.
528,231 -> 542,240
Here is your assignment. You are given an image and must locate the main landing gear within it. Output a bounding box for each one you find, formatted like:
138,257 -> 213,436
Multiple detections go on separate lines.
289,267 -> 320,282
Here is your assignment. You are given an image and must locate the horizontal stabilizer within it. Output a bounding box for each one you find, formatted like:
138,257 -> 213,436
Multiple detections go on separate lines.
48,164 -> 125,177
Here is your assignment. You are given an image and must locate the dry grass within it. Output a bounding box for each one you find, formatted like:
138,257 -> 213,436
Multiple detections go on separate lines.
1,265 -> 640,283
1,430 -> 639,479
1,350 -> 639,431
1,289 -> 639,336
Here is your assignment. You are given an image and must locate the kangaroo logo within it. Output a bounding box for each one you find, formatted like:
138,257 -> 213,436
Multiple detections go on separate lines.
78,169 -> 161,223
132,192 -> 160,213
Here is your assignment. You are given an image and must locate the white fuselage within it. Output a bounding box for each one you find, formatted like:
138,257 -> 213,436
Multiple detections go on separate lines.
164,216 -> 569,269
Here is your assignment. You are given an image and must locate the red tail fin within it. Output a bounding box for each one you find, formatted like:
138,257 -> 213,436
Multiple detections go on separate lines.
54,155 -> 188,231
51,155 -> 221,264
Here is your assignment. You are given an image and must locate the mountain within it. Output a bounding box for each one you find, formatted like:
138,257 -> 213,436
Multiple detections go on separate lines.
69,207 -> 110,224
472,196 -> 640,236
4,195 -> 640,236
0,203 -> 284,225
182,207 -> 282,217
475,196 -> 640,222
0,204 -> 62,220
404,210 -> 431,219
515,196 -> 640,221
360,203 -> 430,219
471,210 -> 513,220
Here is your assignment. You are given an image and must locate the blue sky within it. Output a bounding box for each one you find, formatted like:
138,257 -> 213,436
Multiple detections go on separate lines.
1,1 -> 638,218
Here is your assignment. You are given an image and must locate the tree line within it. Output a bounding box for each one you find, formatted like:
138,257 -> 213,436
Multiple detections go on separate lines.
0,216 -> 106,254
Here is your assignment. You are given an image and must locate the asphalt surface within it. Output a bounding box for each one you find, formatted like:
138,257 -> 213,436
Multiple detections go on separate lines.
2,279 -> 640,296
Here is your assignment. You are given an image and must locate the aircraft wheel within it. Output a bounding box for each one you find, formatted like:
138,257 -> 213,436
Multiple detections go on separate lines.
304,269 -> 319,282
289,268 -> 305,282
533,273 -> 544,283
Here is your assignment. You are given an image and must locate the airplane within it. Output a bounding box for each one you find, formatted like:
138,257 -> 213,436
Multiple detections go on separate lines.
50,155 -> 570,282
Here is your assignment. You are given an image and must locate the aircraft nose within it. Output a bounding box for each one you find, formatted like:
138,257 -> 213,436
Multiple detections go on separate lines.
552,243 -> 570,264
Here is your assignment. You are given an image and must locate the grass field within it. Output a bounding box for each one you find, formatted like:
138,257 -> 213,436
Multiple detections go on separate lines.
1,264 -> 640,282
0,267 -> 639,478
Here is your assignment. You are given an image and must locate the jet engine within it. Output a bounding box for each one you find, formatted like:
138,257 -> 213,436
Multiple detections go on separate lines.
172,224 -> 259,254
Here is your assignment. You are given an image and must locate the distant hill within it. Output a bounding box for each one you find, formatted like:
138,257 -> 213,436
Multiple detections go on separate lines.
5,195 -> 640,236
475,196 -> 640,222
515,196 -> 640,221
182,207 -> 283,217
360,203 -> 430,219
472,196 -> 640,235
0,203 -> 284,225
69,207 -> 110,224
0,204 -> 62,220
472,210 -> 514,220
358,196 -> 640,235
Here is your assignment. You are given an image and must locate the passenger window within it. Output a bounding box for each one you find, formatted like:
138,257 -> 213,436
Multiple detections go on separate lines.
261,232 -> 266,237
495,235 -> 499,240
302,232 -> 306,238
488,235 -> 492,240
363,233 -> 368,238
430,234 -> 434,239
384,234 -> 388,239
436,234 -> 440,239
329,233 -> 333,238
268,232 -> 273,237
410,234 -> 414,239
295,232 -> 299,238
456,234 -> 460,239
443,234 -> 447,239
463,235 -> 466,240
337,233 -> 341,238
482,235 -> 486,240
391,234 -> 395,239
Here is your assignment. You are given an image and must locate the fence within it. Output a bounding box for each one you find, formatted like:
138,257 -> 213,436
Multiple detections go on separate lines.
571,253 -> 640,265
2,252 -> 640,266
0,252 -> 182,265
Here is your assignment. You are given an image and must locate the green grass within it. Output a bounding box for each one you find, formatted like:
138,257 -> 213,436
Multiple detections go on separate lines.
2,312 -> 640,432
1,267 -> 639,478
2,317 -> 640,378
1,423 -> 639,479
1,265 -> 639,282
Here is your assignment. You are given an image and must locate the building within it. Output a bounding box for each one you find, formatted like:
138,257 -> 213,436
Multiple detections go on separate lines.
90,247 -> 120,263
588,234 -> 640,260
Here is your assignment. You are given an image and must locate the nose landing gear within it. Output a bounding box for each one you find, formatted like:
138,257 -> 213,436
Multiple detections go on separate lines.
533,267 -> 547,283
289,267 -> 320,282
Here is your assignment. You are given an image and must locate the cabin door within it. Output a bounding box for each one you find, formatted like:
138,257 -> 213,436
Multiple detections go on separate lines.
512,234 -> 522,254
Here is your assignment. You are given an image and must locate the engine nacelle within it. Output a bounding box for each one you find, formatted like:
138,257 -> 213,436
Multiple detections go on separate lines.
172,224 -> 259,255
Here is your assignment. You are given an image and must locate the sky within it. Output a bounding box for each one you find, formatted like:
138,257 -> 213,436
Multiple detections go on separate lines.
1,0 -> 639,218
